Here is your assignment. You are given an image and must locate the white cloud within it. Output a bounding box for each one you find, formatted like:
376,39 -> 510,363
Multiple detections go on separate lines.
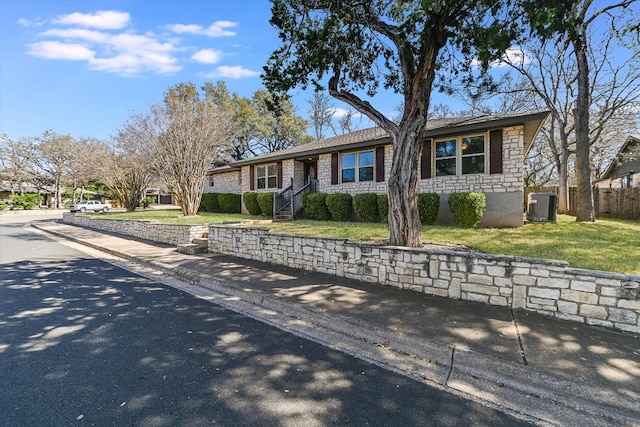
191,49 -> 223,64
203,65 -> 260,79
41,28 -> 109,43
473,47 -> 532,68
332,108 -> 352,119
17,18 -> 44,28
30,27 -> 180,75
27,41 -> 95,60
53,10 -> 130,30
24,11 -> 244,76
167,20 -> 237,37
500,47 -> 530,66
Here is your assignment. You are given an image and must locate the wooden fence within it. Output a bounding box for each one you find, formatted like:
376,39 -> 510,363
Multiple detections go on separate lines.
524,186 -> 640,220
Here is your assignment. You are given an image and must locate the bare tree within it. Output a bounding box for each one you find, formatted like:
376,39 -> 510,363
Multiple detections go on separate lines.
337,108 -> 358,134
150,83 -> 236,216
522,0 -> 639,221
502,12 -> 639,214
30,131 -> 74,208
0,133 -> 34,194
307,92 -> 335,140
67,138 -> 101,203
97,113 -> 156,211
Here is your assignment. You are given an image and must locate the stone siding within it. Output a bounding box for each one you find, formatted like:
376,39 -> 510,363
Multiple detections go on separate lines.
208,224 -> 640,333
63,212 -> 208,245
205,170 -> 241,194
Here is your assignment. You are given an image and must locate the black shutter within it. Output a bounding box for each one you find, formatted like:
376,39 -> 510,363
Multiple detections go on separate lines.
375,146 -> 385,182
249,165 -> 255,190
420,139 -> 432,179
277,161 -> 283,188
331,153 -> 339,185
490,129 -> 503,174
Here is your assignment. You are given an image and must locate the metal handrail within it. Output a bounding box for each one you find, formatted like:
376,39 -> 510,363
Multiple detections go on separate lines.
273,177 -> 293,218
291,179 -> 319,219
273,178 -> 319,219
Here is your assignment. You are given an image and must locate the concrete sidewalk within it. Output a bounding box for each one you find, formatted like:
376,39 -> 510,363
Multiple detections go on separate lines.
31,221 -> 639,426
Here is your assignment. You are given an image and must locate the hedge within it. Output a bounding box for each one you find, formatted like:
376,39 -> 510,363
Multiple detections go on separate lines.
243,192 -> 262,215
377,194 -> 388,223
257,192 -> 274,217
10,194 -> 43,210
353,193 -> 379,222
218,193 -> 241,214
302,192 -> 330,220
418,193 -> 440,225
325,193 -> 353,221
447,192 -> 486,228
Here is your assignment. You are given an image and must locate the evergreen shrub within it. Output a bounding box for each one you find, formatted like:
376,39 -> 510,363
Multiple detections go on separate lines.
325,193 -> 353,221
200,193 -> 220,212
447,192 -> 486,228
257,192 -> 274,217
218,193 -> 241,213
353,193 -> 379,222
243,192 -> 262,215
377,194 -> 388,223
10,194 -> 43,210
302,192 -> 330,220
418,193 -> 440,225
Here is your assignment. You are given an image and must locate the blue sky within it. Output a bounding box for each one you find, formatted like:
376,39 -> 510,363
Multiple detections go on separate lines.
2,1 -> 636,143
0,0 -> 404,141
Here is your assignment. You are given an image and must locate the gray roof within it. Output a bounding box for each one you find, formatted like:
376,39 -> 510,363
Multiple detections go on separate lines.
600,134 -> 640,180
216,110 -> 549,171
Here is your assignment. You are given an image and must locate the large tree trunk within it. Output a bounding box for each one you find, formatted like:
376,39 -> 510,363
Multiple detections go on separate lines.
572,33 -> 595,222
557,146 -> 570,214
388,126 -> 423,247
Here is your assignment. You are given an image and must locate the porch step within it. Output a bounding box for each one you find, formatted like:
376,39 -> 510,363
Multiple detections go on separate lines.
191,237 -> 209,245
177,243 -> 208,255
275,205 -> 293,221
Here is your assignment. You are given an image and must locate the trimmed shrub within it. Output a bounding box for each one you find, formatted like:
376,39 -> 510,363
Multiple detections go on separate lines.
325,193 -> 353,221
302,192 -> 330,220
243,192 -> 262,215
0,201 -> 7,211
257,192 -> 274,217
140,196 -> 155,209
200,193 -> 220,212
418,193 -> 440,225
10,194 -> 43,210
377,194 -> 389,223
218,193 -> 241,213
448,192 -> 486,228
353,193 -> 379,222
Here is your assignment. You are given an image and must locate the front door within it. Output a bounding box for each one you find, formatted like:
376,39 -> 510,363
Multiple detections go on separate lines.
304,161 -> 317,184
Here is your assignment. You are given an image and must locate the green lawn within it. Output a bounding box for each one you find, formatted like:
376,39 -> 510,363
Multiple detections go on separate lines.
97,208 -> 256,225
92,210 -> 640,274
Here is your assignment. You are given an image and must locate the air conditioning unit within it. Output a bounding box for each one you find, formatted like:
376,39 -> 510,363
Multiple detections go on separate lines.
527,193 -> 558,222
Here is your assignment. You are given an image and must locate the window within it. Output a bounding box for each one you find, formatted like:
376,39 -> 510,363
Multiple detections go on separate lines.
435,139 -> 456,176
434,135 -> 485,177
358,151 -> 374,181
461,136 -> 485,174
209,176 -> 215,187
256,164 -> 278,189
341,150 -> 374,183
341,153 -> 356,183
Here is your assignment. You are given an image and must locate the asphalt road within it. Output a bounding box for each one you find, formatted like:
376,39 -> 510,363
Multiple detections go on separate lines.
0,213 -> 534,426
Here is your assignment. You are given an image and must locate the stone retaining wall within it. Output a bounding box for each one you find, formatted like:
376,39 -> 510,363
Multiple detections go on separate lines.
62,212 -> 208,245
208,224 -> 640,333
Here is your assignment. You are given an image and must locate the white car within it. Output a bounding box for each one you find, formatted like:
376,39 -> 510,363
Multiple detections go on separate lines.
69,200 -> 112,213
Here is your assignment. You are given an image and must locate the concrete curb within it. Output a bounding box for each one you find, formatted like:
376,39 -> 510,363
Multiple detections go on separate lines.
32,223 -> 640,427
